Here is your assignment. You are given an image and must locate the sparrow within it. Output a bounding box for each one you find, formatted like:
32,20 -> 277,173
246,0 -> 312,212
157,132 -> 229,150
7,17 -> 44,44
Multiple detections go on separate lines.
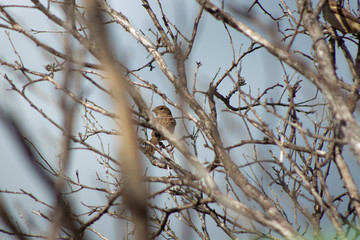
146,105 -> 176,154
322,0 -> 360,34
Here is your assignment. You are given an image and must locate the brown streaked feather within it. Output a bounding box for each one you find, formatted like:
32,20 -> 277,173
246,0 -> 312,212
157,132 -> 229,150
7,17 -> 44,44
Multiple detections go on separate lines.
322,0 -> 360,33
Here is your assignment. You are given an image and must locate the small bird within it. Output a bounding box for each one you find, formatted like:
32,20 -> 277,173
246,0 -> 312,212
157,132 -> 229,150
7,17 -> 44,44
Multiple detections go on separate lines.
147,105 -> 176,154
322,0 -> 360,34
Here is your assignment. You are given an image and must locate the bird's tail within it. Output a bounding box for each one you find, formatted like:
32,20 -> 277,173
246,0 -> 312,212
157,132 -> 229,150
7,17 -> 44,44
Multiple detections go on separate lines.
146,137 -> 159,154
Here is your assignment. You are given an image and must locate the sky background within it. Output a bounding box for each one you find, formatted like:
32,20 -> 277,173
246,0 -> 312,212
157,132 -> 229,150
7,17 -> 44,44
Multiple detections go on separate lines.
0,0 -> 359,239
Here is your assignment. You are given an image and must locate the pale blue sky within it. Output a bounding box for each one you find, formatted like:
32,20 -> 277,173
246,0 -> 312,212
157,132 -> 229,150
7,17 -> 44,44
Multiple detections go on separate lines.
0,0 -> 359,239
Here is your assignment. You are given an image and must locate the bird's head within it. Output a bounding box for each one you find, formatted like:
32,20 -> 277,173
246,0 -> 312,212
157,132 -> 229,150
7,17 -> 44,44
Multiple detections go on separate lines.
152,105 -> 172,117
